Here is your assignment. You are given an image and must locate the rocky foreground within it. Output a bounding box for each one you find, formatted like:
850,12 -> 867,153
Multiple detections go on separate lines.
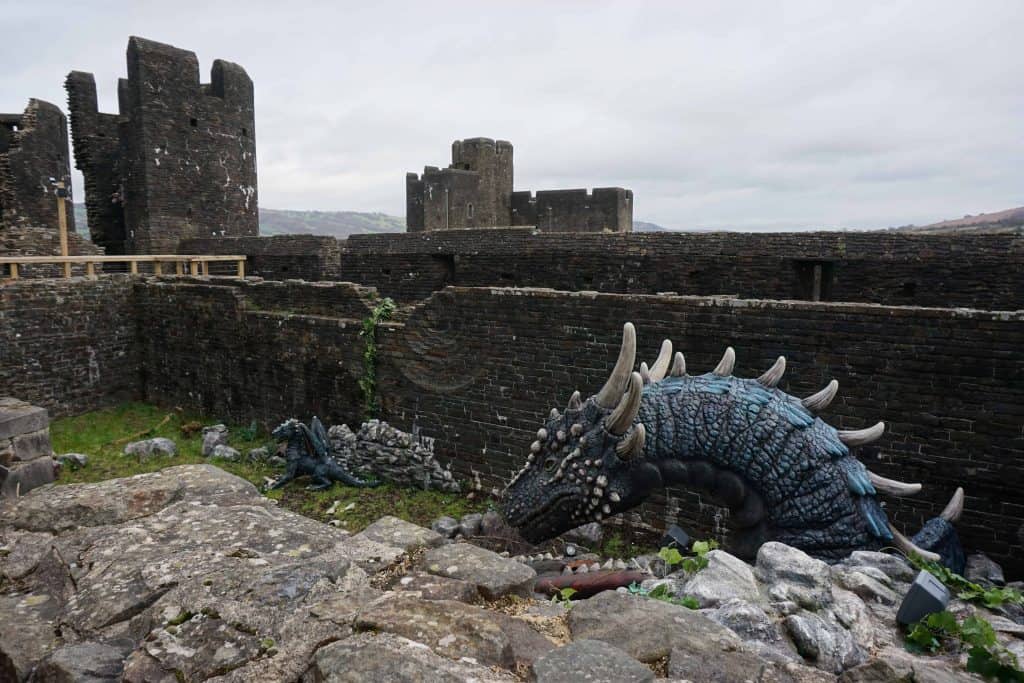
0,465 -> 1019,681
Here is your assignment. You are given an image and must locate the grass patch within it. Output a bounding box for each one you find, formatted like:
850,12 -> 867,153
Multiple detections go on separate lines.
51,402 -> 489,532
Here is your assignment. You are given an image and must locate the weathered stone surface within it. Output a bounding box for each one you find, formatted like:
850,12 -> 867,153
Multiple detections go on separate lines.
431,515 -> 459,538
394,571 -> 479,602
683,549 -> 762,607
965,553 -> 1005,587
1,456 -> 57,498
481,509 -> 509,538
355,515 -> 443,550
668,644 -> 772,682
756,542 -> 833,610
247,447 -> 269,462
0,465 -> 258,532
201,424 -> 229,456
123,437 -> 177,460
337,534 -> 404,574
533,639 -> 653,683
568,590 -> 741,663
423,542 -> 536,599
354,592 -> 555,669
0,398 -> 49,441
844,551 -> 917,583
314,632 -> 518,682
34,641 -> 131,682
833,569 -> 900,606
564,522 -> 604,547
12,428 -> 53,461
784,612 -> 865,674
709,599 -> 781,643
0,591 -> 60,681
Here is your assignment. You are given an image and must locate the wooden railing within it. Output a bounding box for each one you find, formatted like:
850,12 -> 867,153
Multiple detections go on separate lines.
0,254 -> 246,281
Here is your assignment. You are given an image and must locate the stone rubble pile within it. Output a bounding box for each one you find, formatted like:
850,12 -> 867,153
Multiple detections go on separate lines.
1,464 -> 1018,681
329,419 -> 459,493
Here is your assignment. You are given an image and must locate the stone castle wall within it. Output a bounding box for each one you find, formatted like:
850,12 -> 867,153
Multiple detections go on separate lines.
181,230 -> 1024,310
3,276 -> 1021,570
66,36 -> 258,255
0,99 -> 75,235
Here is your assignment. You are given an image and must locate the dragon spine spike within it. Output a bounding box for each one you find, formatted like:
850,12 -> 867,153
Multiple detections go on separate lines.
549,408 -> 560,419
670,351 -> 686,377
595,322 -> 637,408
639,362 -> 652,386
537,428 -> 548,440
616,422 -> 646,458
838,421 -> 885,447
757,356 -> 786,387
891,527 -> 941,562
567,390 -> 582,411
649,339 -> 673,381
607,372 -> 643,435
940,487 -> 965,523
868,471 -> 922,496
712,347 -> 736,376
802,379 -> 839,412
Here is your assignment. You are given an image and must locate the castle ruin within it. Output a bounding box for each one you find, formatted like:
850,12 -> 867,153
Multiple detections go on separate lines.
406,137 -> 633,232
0,99 -> 75,234
66,36 -> 258,255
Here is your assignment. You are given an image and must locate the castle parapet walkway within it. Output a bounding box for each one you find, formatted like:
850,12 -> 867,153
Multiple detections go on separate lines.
0,254 -> 246,281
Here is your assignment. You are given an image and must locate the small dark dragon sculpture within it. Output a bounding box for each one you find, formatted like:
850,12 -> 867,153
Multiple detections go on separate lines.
502,323 -> 966,569
269,417 -> 379,491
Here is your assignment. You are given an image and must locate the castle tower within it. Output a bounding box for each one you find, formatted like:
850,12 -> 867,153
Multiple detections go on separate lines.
450,138 -> 513,227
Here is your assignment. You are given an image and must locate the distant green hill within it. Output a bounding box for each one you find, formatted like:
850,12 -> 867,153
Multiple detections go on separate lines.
74,204 -> 670,238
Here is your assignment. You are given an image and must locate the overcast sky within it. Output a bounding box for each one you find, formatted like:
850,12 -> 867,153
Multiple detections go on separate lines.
3,1 -> 1021,230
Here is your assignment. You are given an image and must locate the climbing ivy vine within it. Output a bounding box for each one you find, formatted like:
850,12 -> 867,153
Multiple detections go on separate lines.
359,297 -> 396,420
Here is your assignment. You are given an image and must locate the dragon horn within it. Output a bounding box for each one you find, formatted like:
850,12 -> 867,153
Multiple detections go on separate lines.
838,421 -> 885,447
639,362 -> 652,385
940,487 -> 965,523
891,527 -> 941,562
670,352 -> 686,377
802,380 -> 839,412
868,471 -> 922,496
596,323 -> 637,408
607,372 -> 643,435
567,390 -> 582,410
648,339 -> 673,382
616,423 -> 646,458
712,347 -> 735,376
757,356 -> 786,387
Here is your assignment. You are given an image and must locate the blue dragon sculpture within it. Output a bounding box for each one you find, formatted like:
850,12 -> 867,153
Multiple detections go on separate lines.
269,417 -> 379,491
502,323 -> 965,569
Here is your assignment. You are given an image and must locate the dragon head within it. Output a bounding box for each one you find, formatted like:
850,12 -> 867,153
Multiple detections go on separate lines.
272,418 -> 301,442
502,323 -> 663,544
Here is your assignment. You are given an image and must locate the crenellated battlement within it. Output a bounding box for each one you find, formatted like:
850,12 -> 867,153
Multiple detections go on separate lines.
66,36 -> 257,256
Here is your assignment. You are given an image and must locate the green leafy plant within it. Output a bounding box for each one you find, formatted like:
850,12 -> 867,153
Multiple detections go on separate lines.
658,538 -> 718,575
358,297 -> 397,420
643,582 -> 700,610
550,586 -> 577,608
906,553 -> 1024,609
905,610 -> 1022,681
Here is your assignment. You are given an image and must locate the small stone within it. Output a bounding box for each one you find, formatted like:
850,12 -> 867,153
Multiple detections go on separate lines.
431,516 -> 460,538
247,446 -> 269,462
209,444 -> 241,461
266,455 -> 286,468
200,423 -> 229,456
563,522 -> 603,547
480,510 -> 508,537
123,437 -> 177,460
55,452 -> 88,469
458,512 -> 484,537
845,551 -> 916,583
965,553 -> 1005,587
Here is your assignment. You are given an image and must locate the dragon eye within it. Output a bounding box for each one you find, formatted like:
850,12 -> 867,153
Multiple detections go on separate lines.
543,456 -> 558,472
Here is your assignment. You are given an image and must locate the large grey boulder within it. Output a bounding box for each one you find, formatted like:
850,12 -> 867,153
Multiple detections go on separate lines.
354,515 -> 444,551
709,598 -> 781,644
567,590 -> 742,663
393,571 -> 479,602
784,611 -> 865,674
682,549 -> 762,607
423,542 -> 536,599
354,592 -> 555,669
533,639 -> 653,683
756,542 -> 833,610
430,515 -> 459,538
965,553 -> 1005,587
313,632 -> 518,682
844,551 -> 916,584
122,437 -> 177,461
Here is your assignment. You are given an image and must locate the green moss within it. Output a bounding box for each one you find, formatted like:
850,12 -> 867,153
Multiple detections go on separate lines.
50,402 -> 489,533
